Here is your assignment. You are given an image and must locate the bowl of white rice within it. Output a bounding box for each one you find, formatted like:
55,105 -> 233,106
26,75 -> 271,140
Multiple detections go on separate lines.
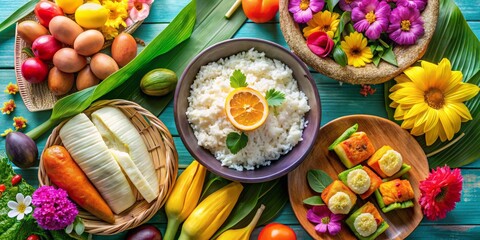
174,38 -> 321,183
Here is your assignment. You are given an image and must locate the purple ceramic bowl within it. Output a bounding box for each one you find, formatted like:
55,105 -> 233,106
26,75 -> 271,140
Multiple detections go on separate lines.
174,38 -> 321,183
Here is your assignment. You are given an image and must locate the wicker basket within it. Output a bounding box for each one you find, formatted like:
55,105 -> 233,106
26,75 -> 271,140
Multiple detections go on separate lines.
38,100 -> 178,235
279,0 -> 439,84
14,12 -> 143,112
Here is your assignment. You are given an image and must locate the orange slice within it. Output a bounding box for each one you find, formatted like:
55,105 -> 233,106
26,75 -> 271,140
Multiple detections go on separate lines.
225,87 -> 269,131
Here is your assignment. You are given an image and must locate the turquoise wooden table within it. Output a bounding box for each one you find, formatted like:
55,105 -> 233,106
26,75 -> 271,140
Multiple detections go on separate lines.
1,0 -> 479,239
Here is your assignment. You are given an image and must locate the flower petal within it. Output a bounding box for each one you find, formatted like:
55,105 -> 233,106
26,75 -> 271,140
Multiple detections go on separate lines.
7,201 -> 18,210
445,83 -> 480,102
315,223 -> 328,233
448,102 -> 473,121
16,213 -> 24,221
8,210 -> 19,218
444,71 -> 463,93
403,66 -> 427,91
423,107 -> 439,133
24,206 -> 32,215
425,124 -> 440,146
24,195 -> 32,206
328,222 -> 342,235
434,58 -> 452,90
438,108 -> 455,140
16,193 -> 24,203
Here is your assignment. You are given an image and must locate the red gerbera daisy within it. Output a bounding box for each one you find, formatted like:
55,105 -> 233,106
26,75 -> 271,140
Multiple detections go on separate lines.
419,166 -> 463,220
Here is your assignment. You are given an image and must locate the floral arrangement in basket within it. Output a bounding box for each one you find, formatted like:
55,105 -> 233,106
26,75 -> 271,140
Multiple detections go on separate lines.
288,0 -> 427,67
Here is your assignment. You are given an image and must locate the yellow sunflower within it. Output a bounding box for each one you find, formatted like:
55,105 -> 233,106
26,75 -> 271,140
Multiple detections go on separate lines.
389,58 -> 480,146
340,32 -> 373,67
303,10 -> 340,39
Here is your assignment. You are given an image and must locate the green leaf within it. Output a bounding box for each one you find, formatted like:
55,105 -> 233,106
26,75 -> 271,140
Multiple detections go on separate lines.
373,55 -> 381,66
303,196 -> 324,206
381,47 -> 398,67
335,11 -> 351,40
22,47 -> 34,58
230,69 -> 248,88
226,132 -> 248,154
265,89 -> 285,107
307,169 -> 333,193
326,0 -> 340,12
0,0 -> 36,33
384,0 -> 480,167
333,45 -> 347,67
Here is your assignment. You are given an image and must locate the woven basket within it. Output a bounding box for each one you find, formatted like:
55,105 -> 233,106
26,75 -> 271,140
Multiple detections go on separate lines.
14,12 -> 143,112
279,0 -> 439,84
38,100 -> 178,235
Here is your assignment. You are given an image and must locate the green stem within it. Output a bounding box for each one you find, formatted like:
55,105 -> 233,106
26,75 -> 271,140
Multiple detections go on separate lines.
164,219 -> 181,240
25,118 -> 58,141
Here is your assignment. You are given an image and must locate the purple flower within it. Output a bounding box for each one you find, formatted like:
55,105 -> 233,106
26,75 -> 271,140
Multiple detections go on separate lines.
397,0 -> 428,11
32,186 -> 78,230
351,0 -> 391,40
339,0 -> 359,11
388,6 -> 424,45
289,0 -> 325,23
307,205 -> 344,235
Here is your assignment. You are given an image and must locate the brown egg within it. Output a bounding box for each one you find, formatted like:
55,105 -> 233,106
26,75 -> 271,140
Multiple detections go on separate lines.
49,16 -> 83,45
53,48 -> 87,73
74,30 -> 105,56
90,53 -> 119,80
48,67 -> 74,95
76,65 -> 101,90
17,20 -> 49,45
111,33 -> 137,67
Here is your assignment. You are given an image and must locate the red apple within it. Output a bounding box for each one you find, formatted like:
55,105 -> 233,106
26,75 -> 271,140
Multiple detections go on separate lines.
34,1 -> 64,27
21,58 -> 49,83
32,35 -> 62,61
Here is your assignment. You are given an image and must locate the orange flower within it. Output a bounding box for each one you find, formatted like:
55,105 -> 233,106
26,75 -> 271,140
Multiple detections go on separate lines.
4,83 -> 19,94
2,100 -> 16,114
1,128 -> 13,137
13,116 -> 28,130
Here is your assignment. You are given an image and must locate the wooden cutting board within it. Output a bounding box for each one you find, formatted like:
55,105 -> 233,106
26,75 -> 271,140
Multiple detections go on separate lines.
288,115 -> 429,240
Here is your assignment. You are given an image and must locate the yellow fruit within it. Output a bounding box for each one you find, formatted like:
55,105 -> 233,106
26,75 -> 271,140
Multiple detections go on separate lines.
55,0 -> 83,14
75,3 -> 109,29
225,87 -> 269,131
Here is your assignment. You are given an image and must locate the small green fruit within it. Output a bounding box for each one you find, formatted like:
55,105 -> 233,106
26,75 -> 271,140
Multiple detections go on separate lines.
140,68 -> 178,96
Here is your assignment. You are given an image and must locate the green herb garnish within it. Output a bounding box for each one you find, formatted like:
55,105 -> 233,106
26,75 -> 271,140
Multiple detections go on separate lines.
303,196 -> 325,206
265,89 -> 285,107
226,132 -> 248,154
230,70 -> 248,88
307,169 -> 333,193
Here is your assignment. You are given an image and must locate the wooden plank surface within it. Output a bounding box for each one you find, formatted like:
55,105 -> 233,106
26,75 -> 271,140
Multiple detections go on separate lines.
0,0 -> 479,239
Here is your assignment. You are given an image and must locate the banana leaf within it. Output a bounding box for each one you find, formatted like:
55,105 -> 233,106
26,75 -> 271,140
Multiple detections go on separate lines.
384,0 -> 480,167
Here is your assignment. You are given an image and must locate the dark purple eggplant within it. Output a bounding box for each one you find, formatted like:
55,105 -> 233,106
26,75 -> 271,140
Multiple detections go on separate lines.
5,132 -> 38,169
125,225 -> 162,240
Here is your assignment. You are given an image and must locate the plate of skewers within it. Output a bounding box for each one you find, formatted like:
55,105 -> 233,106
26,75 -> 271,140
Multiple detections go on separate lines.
288,115 -> 429,239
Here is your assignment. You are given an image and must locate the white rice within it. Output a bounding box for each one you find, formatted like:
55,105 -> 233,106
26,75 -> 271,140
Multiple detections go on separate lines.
186,49 -> 310,171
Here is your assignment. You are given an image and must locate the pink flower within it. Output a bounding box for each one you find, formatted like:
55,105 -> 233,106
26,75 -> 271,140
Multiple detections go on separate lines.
419,166 -> 463,221
307,205 -> 343,235
307,31 -> 334,57
388,6 -> 424,45
351,0 -> 391,40
397,0 -> 428,11
128,0 -> 153,22
32,186 -> 78,230
289,0 -> 325,24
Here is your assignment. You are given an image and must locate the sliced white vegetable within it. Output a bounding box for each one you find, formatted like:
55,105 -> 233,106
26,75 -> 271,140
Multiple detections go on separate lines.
379,149 -> 403,177
347,169 -> 371,194
327,192 -> 353,214
354,213 -> 377,237
91,107 -> 159,202
59,113 -> 136,214
109,149 -> 157,203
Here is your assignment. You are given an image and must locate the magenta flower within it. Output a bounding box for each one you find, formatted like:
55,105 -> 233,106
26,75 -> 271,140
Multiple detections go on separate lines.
307,31 -> 335,57
388,6 -> 424,45
351,0 -> 391,40
397,0 -> 428,11
339,0 -> 359,11
289,0 -> 325,23
307,205 -> 344,235
32,186 -> 78,230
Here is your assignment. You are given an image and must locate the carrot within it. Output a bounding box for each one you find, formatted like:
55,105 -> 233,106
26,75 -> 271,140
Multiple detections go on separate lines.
42,145 -> 115,223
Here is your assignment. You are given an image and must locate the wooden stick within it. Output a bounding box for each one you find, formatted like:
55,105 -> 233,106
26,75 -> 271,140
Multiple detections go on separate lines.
225,0 -> 242,19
